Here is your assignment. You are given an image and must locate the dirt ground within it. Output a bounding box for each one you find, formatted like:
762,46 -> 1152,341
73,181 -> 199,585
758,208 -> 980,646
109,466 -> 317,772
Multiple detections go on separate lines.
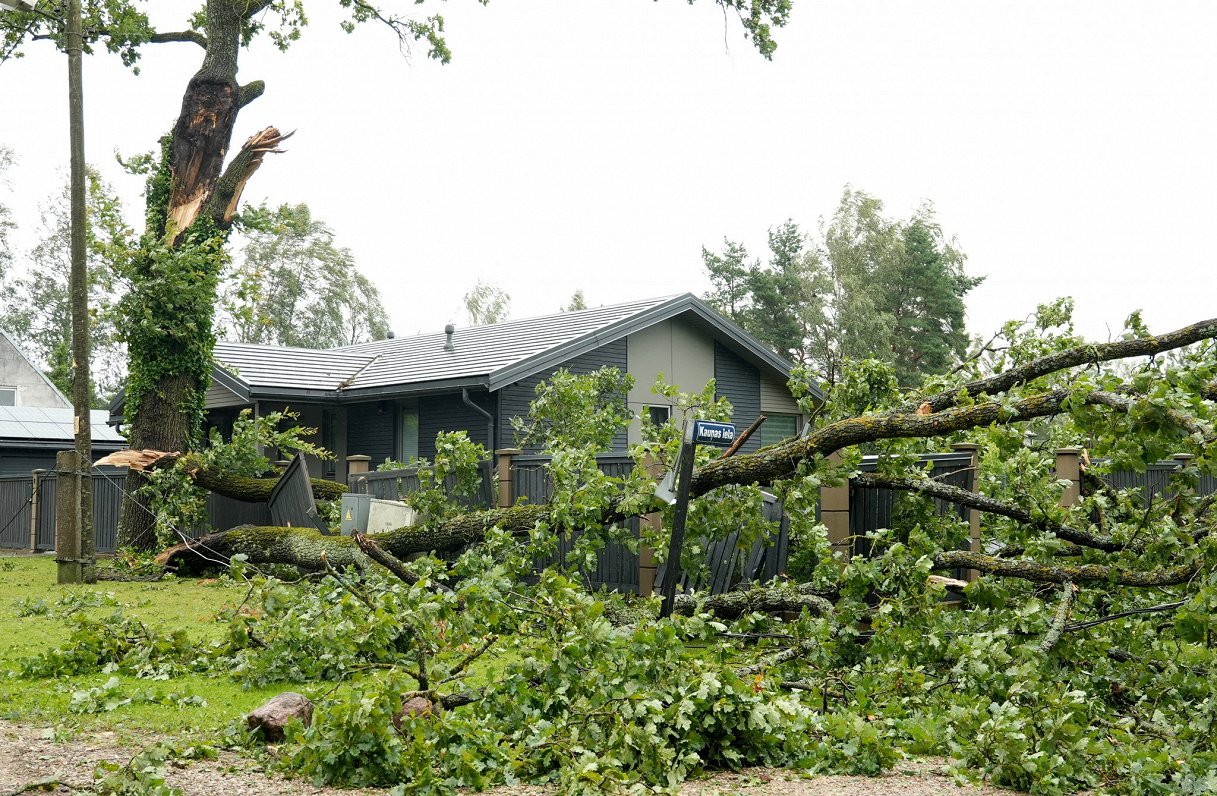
0,720 -> 1020,796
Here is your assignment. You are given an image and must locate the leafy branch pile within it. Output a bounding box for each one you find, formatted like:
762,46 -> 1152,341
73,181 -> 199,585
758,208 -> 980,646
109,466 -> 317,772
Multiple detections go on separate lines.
12,303 -> 1217,794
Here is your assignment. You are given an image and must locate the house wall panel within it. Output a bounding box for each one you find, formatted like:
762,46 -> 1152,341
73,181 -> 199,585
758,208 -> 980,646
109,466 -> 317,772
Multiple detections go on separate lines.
420,391 -> 496,460
713,342 -> 762,453
625,320 -> 714,445
347,402 -> 396,466
760,374 -> 800,415
497,339 -> 628,453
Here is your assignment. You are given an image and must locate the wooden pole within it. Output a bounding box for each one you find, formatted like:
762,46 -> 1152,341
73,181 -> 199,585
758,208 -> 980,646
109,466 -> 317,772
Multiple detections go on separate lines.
659,430 -> 697,618
67,0 -> 94,581
55,451 -> 82,584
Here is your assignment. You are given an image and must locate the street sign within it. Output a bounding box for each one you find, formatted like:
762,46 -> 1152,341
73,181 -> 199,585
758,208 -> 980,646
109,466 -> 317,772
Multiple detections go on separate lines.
691,420 -> 737,447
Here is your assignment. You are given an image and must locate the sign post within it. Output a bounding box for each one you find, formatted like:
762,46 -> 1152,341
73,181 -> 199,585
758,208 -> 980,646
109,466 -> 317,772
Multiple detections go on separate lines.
658,420 -> 736,618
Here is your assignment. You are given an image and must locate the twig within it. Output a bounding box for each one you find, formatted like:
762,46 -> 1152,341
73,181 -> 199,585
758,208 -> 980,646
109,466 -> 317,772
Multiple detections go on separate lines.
441,635 -> 500,683
320,552 -> 375,610
1063,600 -> 1185,633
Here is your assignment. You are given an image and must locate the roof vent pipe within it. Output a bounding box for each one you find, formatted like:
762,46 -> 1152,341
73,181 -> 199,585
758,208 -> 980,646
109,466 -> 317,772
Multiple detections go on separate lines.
444,323 -> 455,352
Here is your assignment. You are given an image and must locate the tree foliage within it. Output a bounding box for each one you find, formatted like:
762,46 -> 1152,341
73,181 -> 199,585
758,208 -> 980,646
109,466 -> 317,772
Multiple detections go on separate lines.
141,300 -> 1217,794
0,168 -> 131,403
218,202 -> 389,348
462,279 -> 510,326
704,187 -> 982,386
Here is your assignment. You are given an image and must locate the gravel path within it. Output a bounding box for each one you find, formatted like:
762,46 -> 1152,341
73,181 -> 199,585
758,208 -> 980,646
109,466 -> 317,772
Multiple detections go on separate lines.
0,720 -> 1019,796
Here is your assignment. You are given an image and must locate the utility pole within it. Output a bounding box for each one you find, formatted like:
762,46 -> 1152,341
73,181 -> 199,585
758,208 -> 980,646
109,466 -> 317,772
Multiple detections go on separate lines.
0,1 -> 92,582
66,0 -> 93,583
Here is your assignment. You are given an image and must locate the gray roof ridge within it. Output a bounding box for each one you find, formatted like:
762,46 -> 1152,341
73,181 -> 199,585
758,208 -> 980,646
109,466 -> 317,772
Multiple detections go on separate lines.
215,339 -> 372,358
332,293 -> 684,352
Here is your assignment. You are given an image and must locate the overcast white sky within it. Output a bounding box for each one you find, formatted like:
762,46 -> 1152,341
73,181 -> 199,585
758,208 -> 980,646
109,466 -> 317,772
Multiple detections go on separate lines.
2,1 -> 1214,344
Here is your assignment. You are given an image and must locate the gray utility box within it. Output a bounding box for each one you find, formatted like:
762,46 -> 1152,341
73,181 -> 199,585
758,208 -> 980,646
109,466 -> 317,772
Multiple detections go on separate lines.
339,494 -> 419,536
339,494 -> 371,536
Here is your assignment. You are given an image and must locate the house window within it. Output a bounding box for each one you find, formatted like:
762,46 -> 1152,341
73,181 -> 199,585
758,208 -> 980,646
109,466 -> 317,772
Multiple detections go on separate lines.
400,409 -> 419,463
0,387 -> 15,407
647,405 -> 670,427
758,413 -> 799,447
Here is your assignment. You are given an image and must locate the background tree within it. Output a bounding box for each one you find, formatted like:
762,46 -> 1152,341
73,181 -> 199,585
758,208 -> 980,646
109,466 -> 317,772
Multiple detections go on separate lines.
0,147 -> 14,282
563,289 -> 587,312
0,169 -> 131,404
218,202 -> 389,348
1,0 -> 795,553
703,187 -> 982,386
463,279 -> 511,326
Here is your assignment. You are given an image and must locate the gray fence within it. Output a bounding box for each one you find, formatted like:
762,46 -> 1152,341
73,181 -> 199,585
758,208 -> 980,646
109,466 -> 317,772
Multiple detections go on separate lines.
0,466 -> 270,554
350,462 -> 496,507
851,452 -> 976,558
515,455 -> 640,594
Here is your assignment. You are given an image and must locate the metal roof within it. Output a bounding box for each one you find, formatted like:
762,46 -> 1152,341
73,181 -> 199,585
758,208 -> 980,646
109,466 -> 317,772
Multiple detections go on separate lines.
213,342 -> 374,393
203,293 -> 816,403
0,407 -> 126,446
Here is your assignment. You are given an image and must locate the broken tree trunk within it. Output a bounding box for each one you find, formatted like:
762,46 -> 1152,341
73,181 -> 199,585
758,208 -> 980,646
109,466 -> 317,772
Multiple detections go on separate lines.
159,504 -> 551,573
117,0 -> 287,552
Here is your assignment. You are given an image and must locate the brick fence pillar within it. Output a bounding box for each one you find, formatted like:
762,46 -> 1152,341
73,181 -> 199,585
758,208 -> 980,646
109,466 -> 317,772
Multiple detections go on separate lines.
495,449 -> 522,509
820,452 -> 851,566
951,442 -> 982,581
1055,447 -> 1083,507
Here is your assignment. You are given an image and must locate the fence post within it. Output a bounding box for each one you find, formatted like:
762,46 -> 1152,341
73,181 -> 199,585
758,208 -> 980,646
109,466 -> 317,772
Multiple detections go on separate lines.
54,450 -> 82,584
638,455 -> 665,596
346,455 -> 371,493
1055,448 -> 1083,508
29,468 -> 45,552
820,451 -> 851,565
951,442 -> 982,582
495,448 -> 521,508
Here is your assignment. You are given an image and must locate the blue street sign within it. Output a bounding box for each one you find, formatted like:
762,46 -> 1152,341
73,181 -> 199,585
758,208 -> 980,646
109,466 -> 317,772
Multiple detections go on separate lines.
691,420 -> 737,447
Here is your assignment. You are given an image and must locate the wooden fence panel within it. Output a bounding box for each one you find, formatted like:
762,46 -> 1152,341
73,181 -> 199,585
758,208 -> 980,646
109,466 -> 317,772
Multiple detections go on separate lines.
0,476 -> 34,549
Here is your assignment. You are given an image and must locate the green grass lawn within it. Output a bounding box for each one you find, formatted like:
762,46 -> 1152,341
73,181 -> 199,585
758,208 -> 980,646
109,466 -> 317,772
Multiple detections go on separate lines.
0,555 -> 309,743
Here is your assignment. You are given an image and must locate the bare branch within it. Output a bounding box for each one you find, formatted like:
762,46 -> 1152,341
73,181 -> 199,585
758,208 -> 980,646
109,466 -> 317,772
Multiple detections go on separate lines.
1063,600 -> 1186,633
852,471 -> 1130,552
149,30 -> 207,48
905,317 -> 1217,415
933,550 -> 1198,587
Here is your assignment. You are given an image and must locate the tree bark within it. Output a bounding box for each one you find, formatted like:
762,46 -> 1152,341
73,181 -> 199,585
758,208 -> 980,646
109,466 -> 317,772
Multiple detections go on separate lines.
673,583 -> 834,620
159,504 -> 550,572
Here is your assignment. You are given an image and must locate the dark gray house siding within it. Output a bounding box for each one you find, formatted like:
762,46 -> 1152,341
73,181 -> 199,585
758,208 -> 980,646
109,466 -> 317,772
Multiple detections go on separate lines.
496,339 -> 629,453
419,391 -> 496,460
713,342 -> 762,453
348,403 -> 396,466
0,452 -> 60,477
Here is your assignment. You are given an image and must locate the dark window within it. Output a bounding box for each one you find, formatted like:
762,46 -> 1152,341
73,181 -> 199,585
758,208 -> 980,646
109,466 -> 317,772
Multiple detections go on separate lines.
647,405 -> 670,427
0,387 -> 15,406
758,413 -> 799,447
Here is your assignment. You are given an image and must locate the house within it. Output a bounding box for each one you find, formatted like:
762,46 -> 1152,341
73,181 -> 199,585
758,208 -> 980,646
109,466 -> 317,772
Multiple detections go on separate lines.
0,328 -> 71,410
111,294 -> 819,481
0,329 -> 127,476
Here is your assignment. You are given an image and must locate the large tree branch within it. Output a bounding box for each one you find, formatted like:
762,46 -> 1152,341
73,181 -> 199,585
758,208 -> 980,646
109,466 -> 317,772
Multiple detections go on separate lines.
932,550 -> 1198,587
903,317 -> 1217,415
674,583 -> 834,620
205,126 -> 293,228
852,472 -> 1130,552
695,389 -> 1072,495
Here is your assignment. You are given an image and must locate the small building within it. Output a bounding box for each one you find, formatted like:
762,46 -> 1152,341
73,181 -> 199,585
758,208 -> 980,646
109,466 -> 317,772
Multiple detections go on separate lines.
0,328 -> 71,411
111,294 -> 820,481
0,328 -> 127,476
